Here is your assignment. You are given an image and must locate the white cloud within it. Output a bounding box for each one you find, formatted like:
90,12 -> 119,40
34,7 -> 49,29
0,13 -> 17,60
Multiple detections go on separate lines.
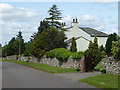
62,14 -> 105,30
62,15 -> 73,26
0,3 -> 43,45
105,28 -> 118,34
0,3 -> 42,22
79,14 -> 105,28
0,20 -> 5,25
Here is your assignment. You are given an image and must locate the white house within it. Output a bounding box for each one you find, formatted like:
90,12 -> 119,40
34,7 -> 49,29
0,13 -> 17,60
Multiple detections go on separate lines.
64,18 -> 108,51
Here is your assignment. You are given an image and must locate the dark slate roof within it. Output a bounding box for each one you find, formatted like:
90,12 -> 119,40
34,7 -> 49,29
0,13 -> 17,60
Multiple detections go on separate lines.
79,27 -> 108,37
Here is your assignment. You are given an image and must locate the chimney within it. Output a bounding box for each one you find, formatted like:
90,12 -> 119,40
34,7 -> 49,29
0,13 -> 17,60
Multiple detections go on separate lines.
76,18 -> 78,23
72,18 -> 79,27
64,22 -> 66,26
73,19 -> 75,22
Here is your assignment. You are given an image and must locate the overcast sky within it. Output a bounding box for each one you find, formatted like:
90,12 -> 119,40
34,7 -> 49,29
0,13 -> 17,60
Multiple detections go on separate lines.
0,1 -> 118,46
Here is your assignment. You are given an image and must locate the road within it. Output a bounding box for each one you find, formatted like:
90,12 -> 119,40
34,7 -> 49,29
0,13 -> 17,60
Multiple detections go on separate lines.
2,61 -> 97,88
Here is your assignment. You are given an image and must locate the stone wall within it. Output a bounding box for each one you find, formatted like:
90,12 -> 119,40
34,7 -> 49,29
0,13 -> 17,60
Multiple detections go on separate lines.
39,56 -> 80,68
1,55 -> 85,70
102,57 -> 120,75
2,55 -> 16,60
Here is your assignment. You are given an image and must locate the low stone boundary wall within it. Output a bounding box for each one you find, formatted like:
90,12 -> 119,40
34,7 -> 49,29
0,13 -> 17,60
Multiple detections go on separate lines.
39,56 -> 80,68
2,55 -> 16,60
102,57 -> 120,75
1,55 -> 85,69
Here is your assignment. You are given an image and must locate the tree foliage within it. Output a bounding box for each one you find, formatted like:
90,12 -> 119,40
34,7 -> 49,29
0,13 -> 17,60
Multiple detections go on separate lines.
24,42 -> 31,56
45,4 -> 62,29
30,20 -> 50,42
31,27 -> 67,58
2,31 -> 25,56
70,37 -> 77,52
111,40 -> 120,60
0,43 -> 2,57
105,33 -> 118,55
85,36 -> 104,71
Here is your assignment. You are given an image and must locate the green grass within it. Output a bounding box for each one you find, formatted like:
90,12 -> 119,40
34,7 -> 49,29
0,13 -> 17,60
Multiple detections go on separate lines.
0,60 -> 10,61
79,73 -> 119,89
2,60 -> 76,74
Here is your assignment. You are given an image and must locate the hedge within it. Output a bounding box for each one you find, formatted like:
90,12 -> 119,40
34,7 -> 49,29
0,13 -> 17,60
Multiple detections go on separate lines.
45,48 -> 84,62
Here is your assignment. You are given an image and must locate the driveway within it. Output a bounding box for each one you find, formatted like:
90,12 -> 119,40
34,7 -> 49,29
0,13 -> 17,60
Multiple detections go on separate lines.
2,61 -> 99,88
55,71 -> 101,81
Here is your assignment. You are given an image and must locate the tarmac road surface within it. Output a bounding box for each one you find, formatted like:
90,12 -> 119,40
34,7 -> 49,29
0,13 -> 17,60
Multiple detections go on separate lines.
2,61 -> 97,88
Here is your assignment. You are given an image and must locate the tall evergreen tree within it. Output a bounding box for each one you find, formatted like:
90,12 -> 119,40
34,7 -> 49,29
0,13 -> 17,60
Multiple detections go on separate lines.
85,36 -> 102,71
7,37 -> 16,56
45,4 -> 62,28
105,33 -> 118,56
99,45 -> 105,52
30,20 -> 50,42
70,37 -> 77,52
38,20 -> 50,34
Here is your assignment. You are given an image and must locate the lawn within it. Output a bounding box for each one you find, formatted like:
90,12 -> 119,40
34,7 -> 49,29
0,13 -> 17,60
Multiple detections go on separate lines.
2,60 -> 76,74
79,73 -> 119,89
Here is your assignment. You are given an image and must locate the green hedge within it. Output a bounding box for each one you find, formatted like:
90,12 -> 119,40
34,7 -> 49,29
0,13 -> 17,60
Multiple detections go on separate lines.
45,48 -> 84,62
72,51 -> 85,60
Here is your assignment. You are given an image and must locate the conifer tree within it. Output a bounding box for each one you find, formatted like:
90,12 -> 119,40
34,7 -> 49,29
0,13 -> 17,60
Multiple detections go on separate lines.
105,33 -> 118,56
85,36 -> 102,71
45,4 -> 62,28
70,37 -> 77,52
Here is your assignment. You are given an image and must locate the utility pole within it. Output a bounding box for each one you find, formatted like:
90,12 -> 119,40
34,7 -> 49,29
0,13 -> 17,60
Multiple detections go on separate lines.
19,31 -> 21,61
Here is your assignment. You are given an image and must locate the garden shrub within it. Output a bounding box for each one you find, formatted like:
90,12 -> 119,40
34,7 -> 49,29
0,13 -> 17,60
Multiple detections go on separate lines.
72,51 -> 85,60
45,48 -> 59,58
45,48 -> 72,62
45,48 -> 85,62
55,51 -> 72,62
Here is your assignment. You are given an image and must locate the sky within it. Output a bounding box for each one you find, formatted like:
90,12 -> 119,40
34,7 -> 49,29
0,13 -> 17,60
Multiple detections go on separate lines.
0,1 -> 118,46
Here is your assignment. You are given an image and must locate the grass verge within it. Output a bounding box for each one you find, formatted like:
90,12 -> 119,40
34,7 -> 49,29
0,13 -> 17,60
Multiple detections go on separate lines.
2,60 -> 76,74
0,60 -> 10,61
79,73 -> 119,89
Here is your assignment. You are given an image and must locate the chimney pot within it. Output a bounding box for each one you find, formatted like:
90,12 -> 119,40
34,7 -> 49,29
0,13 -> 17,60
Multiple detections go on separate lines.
76,18 -> 78,23
73,19 -> 75,22
64,22 -> 66,26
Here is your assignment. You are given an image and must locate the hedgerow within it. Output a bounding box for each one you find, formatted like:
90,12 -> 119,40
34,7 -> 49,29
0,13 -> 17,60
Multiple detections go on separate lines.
45,48 -> 84,62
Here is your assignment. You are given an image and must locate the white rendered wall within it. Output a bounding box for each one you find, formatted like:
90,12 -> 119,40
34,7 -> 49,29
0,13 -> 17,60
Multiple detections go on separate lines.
76,38 -> 90,51
65,22 -> 108,51
91,37 -> 108,47
65,22 -> 91,41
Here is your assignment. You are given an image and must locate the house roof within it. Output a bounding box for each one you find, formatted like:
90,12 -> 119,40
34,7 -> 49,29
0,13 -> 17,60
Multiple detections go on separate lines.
79,27 -> 108,37
64,26 -> 108,37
